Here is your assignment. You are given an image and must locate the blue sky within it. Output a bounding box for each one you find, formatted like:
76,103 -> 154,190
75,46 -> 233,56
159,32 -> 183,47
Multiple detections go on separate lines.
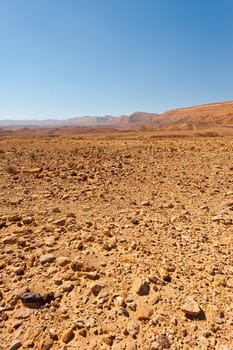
0,0 -> 232,119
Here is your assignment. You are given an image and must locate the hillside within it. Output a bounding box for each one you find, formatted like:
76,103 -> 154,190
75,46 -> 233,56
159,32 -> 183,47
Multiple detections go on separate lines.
158,101 -> 233,130
0,101 -> 233,130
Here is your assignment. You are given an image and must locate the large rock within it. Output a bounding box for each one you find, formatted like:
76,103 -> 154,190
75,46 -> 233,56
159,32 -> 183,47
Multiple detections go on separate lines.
131,278 -> 150,296
40,254 -> 56,264
181,296 -> 201,317
9,340 -> 22,350
62,328 -> 75,343
20,292 -> 45,308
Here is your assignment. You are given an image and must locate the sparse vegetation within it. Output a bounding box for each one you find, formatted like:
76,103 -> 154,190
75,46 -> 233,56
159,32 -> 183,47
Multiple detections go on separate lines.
97,145 -> 104,153
5,164 -> 18,175
0,149 -> 5,158
70,147 -> 80,156
29,151 -> 37,160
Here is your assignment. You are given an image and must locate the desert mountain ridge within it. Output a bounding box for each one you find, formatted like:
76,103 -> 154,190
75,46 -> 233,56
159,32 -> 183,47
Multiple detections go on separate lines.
0,100 -> 233,130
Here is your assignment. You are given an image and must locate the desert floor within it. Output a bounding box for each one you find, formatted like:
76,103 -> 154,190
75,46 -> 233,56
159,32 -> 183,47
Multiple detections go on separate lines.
0,132 -> 233,350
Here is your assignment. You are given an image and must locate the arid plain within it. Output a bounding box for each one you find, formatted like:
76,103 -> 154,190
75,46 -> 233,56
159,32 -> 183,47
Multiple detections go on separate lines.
0,129 -> 233,349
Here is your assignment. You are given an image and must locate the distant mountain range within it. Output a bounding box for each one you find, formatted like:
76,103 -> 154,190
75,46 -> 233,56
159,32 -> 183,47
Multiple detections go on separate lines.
1,101 -> 233,130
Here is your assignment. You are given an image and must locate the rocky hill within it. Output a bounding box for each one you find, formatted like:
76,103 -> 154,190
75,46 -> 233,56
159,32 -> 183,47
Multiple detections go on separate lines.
0,101 -> 233,130
157,101 -> 233,130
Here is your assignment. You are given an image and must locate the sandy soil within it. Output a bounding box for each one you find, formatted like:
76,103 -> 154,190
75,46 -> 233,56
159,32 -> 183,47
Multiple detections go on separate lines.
0,132 -> 233,349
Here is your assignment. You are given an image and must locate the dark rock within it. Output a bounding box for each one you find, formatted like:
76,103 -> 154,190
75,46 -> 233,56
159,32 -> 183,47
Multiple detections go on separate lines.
159,335 -> 170,349
20,292 -> 45,308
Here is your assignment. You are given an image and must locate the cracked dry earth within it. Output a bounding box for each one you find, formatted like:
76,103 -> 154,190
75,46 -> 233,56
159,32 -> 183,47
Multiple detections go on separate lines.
0,135 -> 233,350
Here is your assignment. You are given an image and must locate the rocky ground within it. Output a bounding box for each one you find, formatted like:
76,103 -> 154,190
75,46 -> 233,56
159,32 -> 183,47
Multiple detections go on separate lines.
0,134 -> 233,349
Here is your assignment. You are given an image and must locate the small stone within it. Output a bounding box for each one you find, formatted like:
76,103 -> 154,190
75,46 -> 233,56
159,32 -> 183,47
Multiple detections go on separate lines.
212,215 -> 223,222
24,340 -> 34,348
29,167 -> 42,174
41,337 -> 54,350
14,308 -> 32,319
91,284 -> 102,296
102,335 -> 114,346
131,278 -> 150,296
73,319 -> 85,329
126,321 -> 139,337
171,317 -> 178,325
40,254 -> 56,264
128,302 -> 137,311
17,238 -> 26,247
142,200 -> 150,206
136,302 -> 153,320
77,241 -> 84,250
181,296 -> 201,317
54,276 -> 62,285
84,271 -> 99,280
49,328 -> 58,340
79,329 -> 87,337
2,236 -> 17,244
159,335 -> 170,349
52,207 -> 61,213
9,340 -> 22,350
125,341 -> 137,350
55,218 -> 66,226
43,292 -> 55,304
62,328 -> 75,343
61,281 -> 74,292
22,216 -> 34,225
8,215 -> 21,222
67,212 -> 76,218
159,267 -> 172,282
57,256 -> 71,267
86,317 -> 95,328
202,330 -> 212,338
114,296 -> 126,308
71,259 -> 83,271
44,237 -> 55,247
14,267 -> 24,276
0,260 -> 6,269
150,341 -> 160,350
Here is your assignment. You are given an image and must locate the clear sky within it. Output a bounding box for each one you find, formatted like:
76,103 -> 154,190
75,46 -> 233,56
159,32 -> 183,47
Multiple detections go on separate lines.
0,0 -> 233,120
